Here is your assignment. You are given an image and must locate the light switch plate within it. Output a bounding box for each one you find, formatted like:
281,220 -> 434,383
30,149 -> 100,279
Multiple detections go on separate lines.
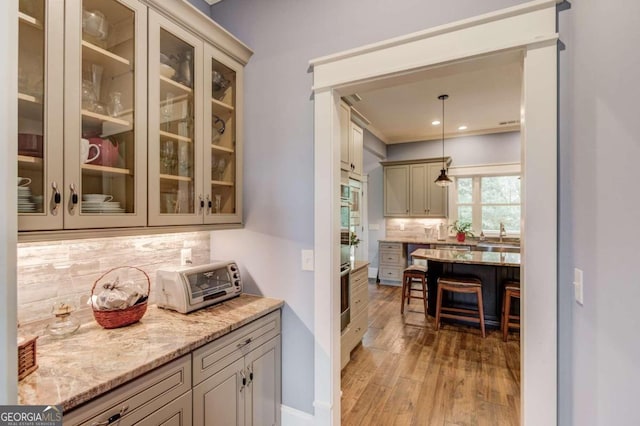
301,250 -> 314,271
369,223 -> 380,231
573,268 -> 584,305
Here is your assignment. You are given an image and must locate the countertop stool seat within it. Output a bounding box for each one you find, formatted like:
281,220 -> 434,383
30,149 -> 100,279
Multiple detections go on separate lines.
401,264 -> 428,316
435,275 -> 485,338
501,280 -> 521,342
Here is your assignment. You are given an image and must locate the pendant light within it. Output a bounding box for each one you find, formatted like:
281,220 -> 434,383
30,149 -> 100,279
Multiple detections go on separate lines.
434,94 -> 452,187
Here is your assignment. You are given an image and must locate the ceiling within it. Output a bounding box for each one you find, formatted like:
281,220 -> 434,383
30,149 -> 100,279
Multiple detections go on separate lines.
345,51 -> 523,144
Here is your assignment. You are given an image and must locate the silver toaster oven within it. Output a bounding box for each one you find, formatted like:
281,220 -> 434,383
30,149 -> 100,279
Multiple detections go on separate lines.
155,261 -> 242,313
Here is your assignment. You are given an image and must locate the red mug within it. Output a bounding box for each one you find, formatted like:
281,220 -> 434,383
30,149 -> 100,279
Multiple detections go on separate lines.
88,137 -> 120,167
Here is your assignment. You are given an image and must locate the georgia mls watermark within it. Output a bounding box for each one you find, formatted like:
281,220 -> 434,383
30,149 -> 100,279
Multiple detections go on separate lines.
0,405 -> 62,426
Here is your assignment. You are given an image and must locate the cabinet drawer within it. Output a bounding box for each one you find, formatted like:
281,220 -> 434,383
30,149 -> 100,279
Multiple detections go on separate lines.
350,284 -> 368,318
136,390 -> 192,426
64,355 -> 192,426
192,310 -> 281,385
379,267 -> 403,281
379,242 -> 402,253
379,251 -> 402,265
351,267 -> 368,289
350,309 -> 368,345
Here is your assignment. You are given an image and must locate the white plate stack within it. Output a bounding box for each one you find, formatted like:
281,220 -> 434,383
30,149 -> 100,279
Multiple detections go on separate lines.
81,194 -> 125,213
18,186 -> 36,213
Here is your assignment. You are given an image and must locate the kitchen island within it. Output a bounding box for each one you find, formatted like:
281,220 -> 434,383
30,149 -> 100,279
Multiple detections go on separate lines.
410,248 -> 520,327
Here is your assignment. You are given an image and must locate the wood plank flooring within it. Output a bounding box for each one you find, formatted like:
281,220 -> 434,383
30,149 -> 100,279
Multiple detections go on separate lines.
341,283 -> 520,426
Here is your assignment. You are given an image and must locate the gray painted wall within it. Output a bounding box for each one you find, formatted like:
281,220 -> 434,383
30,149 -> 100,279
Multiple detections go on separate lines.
186,0 -> 211,16
206,0 -> 565,416
558,1 -> 640,425
387,131 -> 520,165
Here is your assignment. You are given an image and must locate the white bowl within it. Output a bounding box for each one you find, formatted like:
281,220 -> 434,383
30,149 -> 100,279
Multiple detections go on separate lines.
160,64 -> 176,79
83,194 -> 111,202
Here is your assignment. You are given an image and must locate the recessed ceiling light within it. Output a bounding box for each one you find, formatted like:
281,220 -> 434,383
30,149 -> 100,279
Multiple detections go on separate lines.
458,125 -> 468,131
431,120 -> 441,125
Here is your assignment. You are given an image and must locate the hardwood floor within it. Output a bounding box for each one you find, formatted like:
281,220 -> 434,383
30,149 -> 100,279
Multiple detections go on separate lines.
341,282 -> 520,426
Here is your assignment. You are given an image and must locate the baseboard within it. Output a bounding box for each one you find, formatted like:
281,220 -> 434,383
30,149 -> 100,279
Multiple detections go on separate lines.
368,266 -> 378,279
281,404 -> 314,426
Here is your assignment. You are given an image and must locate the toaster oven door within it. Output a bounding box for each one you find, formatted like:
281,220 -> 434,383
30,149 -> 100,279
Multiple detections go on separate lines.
184,267 -> 233,306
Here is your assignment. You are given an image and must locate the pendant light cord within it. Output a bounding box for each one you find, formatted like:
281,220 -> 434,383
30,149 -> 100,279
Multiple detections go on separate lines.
441,96 -> 445,169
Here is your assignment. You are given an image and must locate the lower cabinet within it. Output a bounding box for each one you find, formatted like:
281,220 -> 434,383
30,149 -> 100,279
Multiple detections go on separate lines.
192,310 -> 282,426
64,310 -> 281,426
378,242 -> 406,284
341,264 -> 369,369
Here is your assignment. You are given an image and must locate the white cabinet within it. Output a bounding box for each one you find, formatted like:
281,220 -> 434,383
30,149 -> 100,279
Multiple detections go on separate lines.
378,241 -> 406,284
341,263 -> 369,369
17,0 -> 249,234
148,11 -> 244,226
383,165 -> 410,216
63,355 -> 192,425
383,159 -> 449,218
409,163 -> 448,217
192,311 -> 281,426
18,0 -> 148,230
339,101 -> 366,181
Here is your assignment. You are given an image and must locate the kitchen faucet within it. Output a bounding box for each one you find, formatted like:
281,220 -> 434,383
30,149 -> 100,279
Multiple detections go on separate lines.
499,222 -> 507,243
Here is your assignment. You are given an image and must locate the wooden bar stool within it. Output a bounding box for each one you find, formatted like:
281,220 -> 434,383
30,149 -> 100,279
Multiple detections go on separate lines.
501,280 -> 521,342
435,276 -> 485,338
401,265 -> 428,316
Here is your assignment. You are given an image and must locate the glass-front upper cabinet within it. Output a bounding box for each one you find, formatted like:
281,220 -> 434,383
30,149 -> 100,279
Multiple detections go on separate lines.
203,46 -> 243,224
148,10 -> 204,226
18,0 -> 64,231
63,0 -> 147,228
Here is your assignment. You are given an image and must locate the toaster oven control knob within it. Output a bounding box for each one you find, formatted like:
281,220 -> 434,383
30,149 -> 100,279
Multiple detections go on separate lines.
233,273 -> 239,279
234,280 -> 240,287
230,265 -> 237,272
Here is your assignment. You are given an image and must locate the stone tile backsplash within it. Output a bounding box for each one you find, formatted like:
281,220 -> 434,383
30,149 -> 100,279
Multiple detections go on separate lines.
17,231 -> 210,326
385,217 -> 447,240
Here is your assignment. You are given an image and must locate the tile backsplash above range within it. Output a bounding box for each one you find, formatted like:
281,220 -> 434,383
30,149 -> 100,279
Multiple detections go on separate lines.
17,231 -> 210,326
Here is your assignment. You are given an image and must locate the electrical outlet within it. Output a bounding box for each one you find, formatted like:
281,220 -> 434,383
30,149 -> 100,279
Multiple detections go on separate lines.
573,268 -> 584,305
400,223 -> 405,231
181,248 -> 192,266
369,224 -> 380,231
301,250 -> 314,271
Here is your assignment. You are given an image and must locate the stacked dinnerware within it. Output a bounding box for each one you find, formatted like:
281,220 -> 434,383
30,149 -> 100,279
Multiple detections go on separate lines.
81,194 -> 125,213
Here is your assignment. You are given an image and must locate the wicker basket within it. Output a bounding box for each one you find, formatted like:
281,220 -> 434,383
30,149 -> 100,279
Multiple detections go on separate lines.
91,266 -> 150,329
18,336 -> 38,380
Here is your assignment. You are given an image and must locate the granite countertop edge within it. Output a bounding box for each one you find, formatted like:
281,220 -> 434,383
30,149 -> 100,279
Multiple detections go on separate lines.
18,294 -> 284,412
351,260 -> 369,272
410,248 -> 521,267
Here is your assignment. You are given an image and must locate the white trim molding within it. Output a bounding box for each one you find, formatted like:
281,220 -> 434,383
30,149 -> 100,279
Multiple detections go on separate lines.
448,162 -> 521,177
281,404 -> 314,426
312,1 -> 558,425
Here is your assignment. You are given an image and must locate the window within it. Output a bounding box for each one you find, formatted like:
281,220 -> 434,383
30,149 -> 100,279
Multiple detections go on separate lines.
452,172 -> 521,235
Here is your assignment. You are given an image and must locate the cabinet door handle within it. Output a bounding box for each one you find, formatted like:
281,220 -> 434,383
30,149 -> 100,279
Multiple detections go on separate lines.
248,365 -> 254,384
91,405 -> 129,425
240,370 -> 246,392
199,194 -> 205,211
236,337 -> 252,348
207,195 -> 212,214
68,183 -> 78,214
51,181 -> 61,215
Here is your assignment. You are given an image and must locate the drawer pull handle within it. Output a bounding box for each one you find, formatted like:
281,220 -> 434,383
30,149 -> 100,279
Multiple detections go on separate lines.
237,337 -> 252,348
92,405 -> 129,425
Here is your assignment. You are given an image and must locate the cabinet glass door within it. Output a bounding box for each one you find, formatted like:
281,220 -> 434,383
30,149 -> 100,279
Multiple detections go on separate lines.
18,0 -> 64,230
64,0 -> 147,228
148,11 -> 203,226
204,46 -> 242,224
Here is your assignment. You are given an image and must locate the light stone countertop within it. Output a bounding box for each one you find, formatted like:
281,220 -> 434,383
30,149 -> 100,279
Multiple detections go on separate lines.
380,237 -> 481,246
351,260 -> 369,273
410,248 -> 521,267
18,294 -> 284,411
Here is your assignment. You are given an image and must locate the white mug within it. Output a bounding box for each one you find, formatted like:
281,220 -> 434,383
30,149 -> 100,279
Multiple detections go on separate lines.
80,138 -> 100,164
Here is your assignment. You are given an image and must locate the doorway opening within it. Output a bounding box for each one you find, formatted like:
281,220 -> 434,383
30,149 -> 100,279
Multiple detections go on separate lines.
311,2 -> 558,425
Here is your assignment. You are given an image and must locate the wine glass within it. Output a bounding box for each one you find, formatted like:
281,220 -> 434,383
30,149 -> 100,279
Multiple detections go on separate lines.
217,157 -> 226,181
161,141 -> 176,174
161,92 -> 174,132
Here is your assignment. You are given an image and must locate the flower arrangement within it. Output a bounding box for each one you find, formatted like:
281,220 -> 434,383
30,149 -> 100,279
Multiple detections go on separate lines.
350,231 -> 360,247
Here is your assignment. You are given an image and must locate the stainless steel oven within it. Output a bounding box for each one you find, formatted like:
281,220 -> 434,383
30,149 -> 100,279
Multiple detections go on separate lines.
340,263 -> 351,331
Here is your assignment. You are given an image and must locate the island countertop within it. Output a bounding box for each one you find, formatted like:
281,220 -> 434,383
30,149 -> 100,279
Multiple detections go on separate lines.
18,294 -> 284,412
410,248 -> 521,267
